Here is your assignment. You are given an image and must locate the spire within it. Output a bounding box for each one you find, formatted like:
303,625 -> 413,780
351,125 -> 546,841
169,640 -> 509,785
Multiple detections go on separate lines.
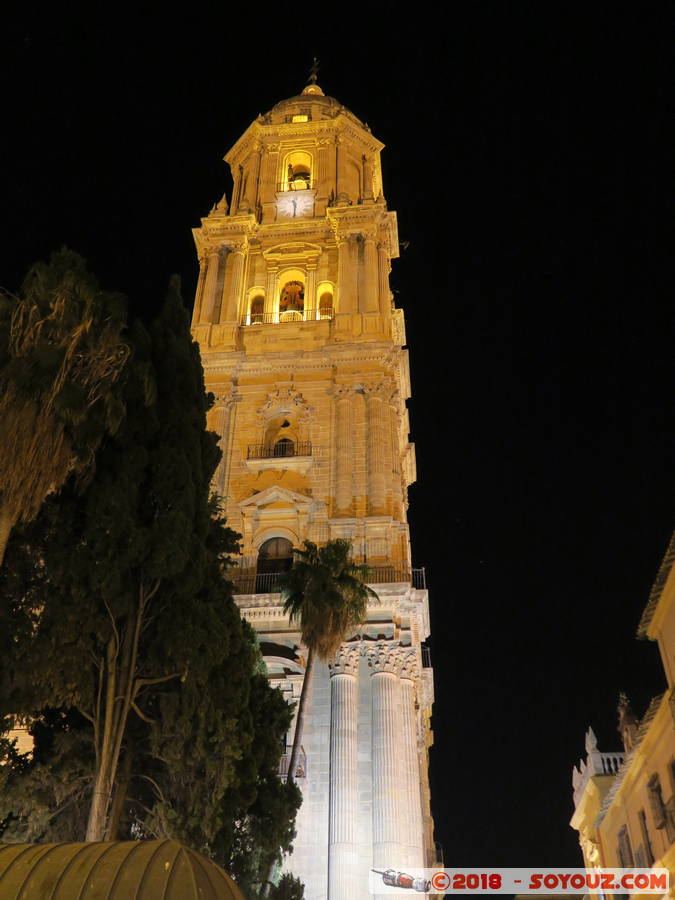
302,57 -> 324,96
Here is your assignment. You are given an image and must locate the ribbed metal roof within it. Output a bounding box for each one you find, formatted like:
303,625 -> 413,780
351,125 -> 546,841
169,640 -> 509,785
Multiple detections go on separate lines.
0,839 -> 244,899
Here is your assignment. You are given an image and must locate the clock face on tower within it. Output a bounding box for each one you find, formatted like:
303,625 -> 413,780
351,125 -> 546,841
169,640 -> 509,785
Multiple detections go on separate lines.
277,190 -> 314,219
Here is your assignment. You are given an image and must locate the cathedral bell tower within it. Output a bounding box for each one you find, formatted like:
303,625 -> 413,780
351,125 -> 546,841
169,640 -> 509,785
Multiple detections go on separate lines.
192,77 -> 436,900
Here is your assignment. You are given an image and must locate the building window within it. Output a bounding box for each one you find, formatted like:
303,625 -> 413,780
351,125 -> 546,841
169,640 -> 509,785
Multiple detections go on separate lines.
256,538 -> 294,593
617,825 -> 634,867
319,290 -> 333,319
638,809 -> 655,866
648,773 -> 667,829
282,151 -> 312,191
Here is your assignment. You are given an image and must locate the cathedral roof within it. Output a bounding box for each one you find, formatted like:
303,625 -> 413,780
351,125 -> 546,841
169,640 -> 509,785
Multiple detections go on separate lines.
264,81 -> 368,130
0,840 -> 244,899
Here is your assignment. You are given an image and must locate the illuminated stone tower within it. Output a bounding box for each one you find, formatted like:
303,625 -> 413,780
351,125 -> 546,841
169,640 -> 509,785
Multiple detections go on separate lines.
192,77 -> 436,900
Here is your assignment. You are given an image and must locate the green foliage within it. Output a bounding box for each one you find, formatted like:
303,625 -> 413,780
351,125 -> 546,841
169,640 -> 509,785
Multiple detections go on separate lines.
268,873 -> 305,900
0,249 -> 130,535
0,269 -> 297,880
280,539 -> 378,661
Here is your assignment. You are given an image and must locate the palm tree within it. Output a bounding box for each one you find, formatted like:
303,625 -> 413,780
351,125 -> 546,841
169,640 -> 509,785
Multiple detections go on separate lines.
0,249 -> 130,564
278,539 -> 378,787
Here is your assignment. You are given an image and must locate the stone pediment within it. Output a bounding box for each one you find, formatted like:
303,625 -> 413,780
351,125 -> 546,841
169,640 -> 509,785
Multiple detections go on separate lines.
239,485 -> 313,512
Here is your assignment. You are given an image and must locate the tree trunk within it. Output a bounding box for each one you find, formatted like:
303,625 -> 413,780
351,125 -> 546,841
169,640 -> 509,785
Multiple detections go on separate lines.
263,647 -> 315,895
0,502 -> 16,567
286,646 -> 314,787
105,748 -> 133,840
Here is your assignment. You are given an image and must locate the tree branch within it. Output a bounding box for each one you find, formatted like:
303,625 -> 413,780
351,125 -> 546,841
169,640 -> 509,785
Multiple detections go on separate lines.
130,701 -> 156,724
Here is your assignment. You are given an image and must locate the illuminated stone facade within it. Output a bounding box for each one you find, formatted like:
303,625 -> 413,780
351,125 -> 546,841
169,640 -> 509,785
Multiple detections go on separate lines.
570,533 -> 675,896
192,79 -> 436,899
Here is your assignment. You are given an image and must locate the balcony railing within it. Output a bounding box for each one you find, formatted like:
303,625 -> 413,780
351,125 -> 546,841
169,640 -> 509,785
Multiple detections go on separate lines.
247,441 -> 312,460
232,565 -> 427,595
278,749 -> 307,780
241,308 -> 333,326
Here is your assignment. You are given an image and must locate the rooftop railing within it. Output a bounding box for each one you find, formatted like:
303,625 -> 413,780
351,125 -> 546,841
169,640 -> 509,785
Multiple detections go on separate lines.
241,307 -> 333,326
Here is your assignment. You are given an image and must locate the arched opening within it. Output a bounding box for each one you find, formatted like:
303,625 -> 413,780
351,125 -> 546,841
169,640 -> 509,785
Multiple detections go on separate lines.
273,437 -> 295,458
249,294 -> 264,325
284,151 -> 312,191
319,291 -> 333,319
279,279 -> 304,321
256,537 -> 293,592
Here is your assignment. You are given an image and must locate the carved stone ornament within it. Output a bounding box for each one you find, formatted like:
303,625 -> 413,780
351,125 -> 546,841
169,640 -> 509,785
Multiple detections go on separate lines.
362,382 -> 396,402
256,388 -> 314,423
399,649 -> 419,682
329,646 -> 360,677
367,641 -> 404,675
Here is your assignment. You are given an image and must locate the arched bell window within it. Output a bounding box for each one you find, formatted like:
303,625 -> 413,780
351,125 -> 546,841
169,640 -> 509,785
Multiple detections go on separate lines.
250,295 -> 264,324
257,537 -> 294,576
279,280 -> 304,321
319,290 -> 333,319
283,151 -> 312,191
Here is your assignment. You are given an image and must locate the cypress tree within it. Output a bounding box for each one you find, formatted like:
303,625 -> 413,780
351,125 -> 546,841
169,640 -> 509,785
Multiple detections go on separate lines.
0,276 -> 299,882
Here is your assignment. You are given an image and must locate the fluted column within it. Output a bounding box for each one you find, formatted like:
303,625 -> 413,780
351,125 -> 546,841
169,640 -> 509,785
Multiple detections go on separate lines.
337,236 -> 352,314
365,384 -> 390,516
191,254 -> 208,327
328,647 -> 360,900
369,644 -> 407,886
334,386 -> 353,516
209,395 -> 235,497
306,266 -> 317,318
200,248 -> 222,323
265,267 -> 279,321
378,243 -> 391,316
220,244 -> 246,323
362,233 -> 379,313
389,392 -> 403,522
400,653 -> 424,868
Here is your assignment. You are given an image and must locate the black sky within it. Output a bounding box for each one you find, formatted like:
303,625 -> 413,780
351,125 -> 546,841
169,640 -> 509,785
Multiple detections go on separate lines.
2,4 -> 673,871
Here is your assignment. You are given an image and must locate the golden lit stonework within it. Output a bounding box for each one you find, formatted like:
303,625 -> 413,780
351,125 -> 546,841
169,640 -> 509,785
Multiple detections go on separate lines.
192,80 -> 436,899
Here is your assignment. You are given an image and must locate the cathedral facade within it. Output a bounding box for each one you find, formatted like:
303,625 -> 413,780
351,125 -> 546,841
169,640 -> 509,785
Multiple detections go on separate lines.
191,77 -> 436,899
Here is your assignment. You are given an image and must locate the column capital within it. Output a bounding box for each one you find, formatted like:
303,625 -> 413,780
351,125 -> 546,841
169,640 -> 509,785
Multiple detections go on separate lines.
362,381 -> 396,402
367,641 -> 405,676
399,650 -> 419,682
329,645 -> 360,677
331,383 -> 357,400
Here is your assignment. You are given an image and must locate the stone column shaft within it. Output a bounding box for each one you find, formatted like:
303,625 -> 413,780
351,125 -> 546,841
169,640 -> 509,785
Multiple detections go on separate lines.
306,267 -> 317,317
335,390 -> 353,515
390,400 -> 403,522
371,671 -> 406,876
400,675 -> 424,867
200,250 -> 221,323
366,393 -> 387,515
337,238 -> 352,314
378,243 -> 391,316
328,668 -> 358,900
191,255 -> 208,327
362,236 -> 379,313
210,401 -> 233,497
221,249 -> 245,323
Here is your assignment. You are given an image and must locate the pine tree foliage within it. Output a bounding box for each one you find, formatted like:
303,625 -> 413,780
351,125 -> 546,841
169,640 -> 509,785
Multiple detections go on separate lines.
0,273 -> 299,884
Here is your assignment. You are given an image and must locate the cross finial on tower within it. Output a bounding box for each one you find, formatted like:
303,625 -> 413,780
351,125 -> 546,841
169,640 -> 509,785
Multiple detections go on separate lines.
308,57 -> 320,85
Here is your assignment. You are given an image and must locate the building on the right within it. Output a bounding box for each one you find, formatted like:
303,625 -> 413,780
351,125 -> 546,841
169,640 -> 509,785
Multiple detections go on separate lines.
570,532 -> 675,883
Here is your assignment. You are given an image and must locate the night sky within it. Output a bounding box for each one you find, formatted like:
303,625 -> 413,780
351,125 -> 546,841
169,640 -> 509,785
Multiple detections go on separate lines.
3,6 -> 673,872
